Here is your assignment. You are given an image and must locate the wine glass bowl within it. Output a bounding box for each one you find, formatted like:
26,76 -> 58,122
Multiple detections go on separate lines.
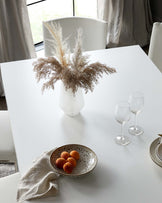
115,102 -> 130,145
128,92 -> 144,135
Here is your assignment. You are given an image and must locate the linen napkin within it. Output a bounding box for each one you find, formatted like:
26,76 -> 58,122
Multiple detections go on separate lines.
17,149 -> 60,203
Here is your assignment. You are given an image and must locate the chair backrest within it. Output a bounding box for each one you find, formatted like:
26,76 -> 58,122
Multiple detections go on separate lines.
0,111 -> 16,161
43,17 -> 108,56
0,172 -> 20,202
148,22 -> 162,72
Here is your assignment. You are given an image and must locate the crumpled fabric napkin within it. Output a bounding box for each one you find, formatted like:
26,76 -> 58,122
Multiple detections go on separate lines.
17,149 -> 60,203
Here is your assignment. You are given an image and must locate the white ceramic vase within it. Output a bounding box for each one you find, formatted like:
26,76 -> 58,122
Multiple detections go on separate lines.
59,82 -> 84,117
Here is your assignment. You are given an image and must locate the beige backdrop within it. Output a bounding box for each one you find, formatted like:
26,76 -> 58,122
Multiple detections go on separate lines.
0,0 -> 36,96
97,0 -> 153,48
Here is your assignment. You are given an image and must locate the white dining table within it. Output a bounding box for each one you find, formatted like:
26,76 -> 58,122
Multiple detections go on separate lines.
1,45 -> 162,203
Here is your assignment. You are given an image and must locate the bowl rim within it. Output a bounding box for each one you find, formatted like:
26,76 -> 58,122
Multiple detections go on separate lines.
50,144 -> 98,177
157,143 -> 162,161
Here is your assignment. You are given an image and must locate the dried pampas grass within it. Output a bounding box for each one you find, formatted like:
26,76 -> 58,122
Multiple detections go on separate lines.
33,22 -> 116,94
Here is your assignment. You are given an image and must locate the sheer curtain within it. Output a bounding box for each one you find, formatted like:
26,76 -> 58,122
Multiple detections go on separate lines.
97,0 -> 153,48
0,0 -> 36,96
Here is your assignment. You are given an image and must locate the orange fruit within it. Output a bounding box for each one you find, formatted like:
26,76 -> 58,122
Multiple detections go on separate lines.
67,157 -> 77,167
70,150 -> 80,160
55,158 -> 66,169
60,151 -> 70,160
63,162 -> 73,174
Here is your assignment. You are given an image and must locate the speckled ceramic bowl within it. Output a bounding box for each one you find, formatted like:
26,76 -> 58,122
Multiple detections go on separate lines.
157,143 -> 162,161
50,144 -> 98,177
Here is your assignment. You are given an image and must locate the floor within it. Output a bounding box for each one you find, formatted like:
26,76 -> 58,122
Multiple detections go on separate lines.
0,45 -> 149,111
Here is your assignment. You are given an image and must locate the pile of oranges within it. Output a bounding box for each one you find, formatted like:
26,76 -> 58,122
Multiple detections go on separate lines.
54,150 -> 80,174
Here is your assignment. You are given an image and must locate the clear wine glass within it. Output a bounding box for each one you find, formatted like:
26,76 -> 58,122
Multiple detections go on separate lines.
128,92 -> 144,135
115,102 -> 130,145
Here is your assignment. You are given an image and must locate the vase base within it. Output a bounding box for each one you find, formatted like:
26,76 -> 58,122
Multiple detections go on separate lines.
64,111 -> 81,117
59,83 -> 84,117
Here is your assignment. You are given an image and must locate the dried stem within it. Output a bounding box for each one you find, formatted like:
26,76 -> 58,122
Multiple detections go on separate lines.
33,23 -> 116,94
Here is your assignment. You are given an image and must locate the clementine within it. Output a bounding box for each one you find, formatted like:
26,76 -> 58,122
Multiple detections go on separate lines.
63,162 -> 73,174
60,151 -> 70,160
70,150 -> 80,160
55,158 -> 66,169
67,157 -> 77,167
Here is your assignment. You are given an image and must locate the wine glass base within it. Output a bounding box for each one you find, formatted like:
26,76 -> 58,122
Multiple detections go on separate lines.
128,125 -> 144,135
115,136 -> 130,146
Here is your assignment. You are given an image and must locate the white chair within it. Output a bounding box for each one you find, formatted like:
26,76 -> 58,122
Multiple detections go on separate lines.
148,22 -> 162,72
0,111 -> 18,170
43,16 -> 108,56
0,172 -> 20,202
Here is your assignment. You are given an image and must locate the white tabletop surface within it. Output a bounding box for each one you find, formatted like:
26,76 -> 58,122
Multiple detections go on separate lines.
1,45 -> 162,203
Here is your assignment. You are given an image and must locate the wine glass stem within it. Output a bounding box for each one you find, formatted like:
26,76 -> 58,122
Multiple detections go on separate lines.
135,113 -> 138,130
121,123 -> 124,138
